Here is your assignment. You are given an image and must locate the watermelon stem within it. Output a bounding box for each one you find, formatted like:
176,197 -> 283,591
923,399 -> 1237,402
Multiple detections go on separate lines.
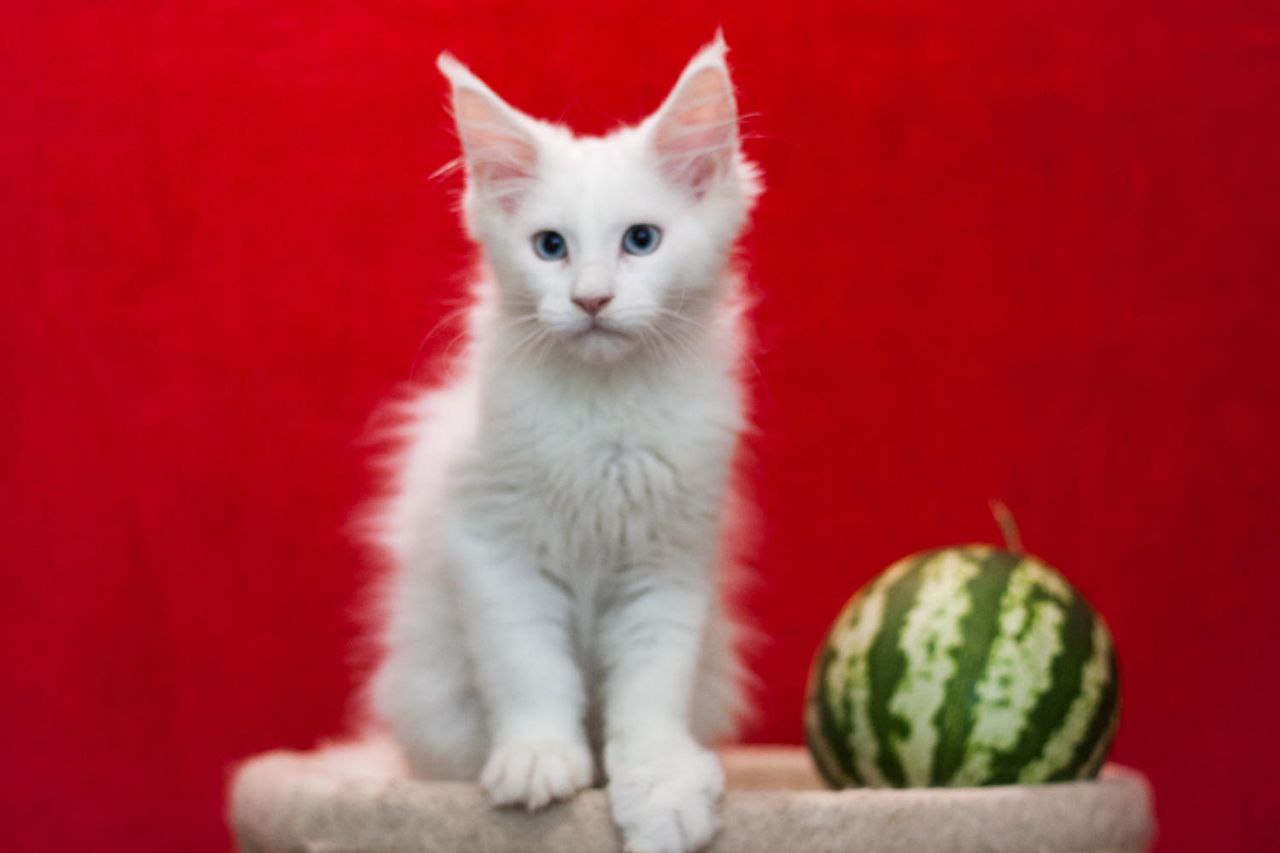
988,499 -> 1024,554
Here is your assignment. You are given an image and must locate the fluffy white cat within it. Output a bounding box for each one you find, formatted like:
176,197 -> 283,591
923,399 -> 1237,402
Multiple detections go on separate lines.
367,34 -> 762,853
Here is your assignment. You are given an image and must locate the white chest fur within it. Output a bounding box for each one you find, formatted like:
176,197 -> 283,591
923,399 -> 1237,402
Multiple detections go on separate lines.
457,356 -> 743,576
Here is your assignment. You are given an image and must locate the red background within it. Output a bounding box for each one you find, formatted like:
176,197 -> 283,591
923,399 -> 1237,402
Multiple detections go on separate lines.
3,1 -> 1278,850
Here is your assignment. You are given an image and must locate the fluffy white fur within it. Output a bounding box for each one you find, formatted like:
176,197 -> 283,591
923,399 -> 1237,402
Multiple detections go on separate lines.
366,35 -> 762,853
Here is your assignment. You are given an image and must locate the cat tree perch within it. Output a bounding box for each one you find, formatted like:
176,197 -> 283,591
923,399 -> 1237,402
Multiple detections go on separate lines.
229,740 -> 1155,852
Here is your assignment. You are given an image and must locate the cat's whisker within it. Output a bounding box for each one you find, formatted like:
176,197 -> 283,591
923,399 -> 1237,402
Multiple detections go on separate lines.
652,306 -> 709,332
410,304 -> 475,380
502,320 -> 552,362
440,329 -> 473,364
534,332 -> 557,370
502,314 -> 542,330
662,328 -> 700,366
643,323 -> 693,369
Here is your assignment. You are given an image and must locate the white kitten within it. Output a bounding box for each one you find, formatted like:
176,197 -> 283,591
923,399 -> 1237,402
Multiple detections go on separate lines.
366,35 -> 762,853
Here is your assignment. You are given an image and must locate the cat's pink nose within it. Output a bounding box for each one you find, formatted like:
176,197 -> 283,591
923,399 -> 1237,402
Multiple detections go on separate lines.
572,294 -> 613,317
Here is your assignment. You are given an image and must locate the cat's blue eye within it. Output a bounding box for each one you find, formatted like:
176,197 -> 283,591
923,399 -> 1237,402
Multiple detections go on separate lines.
532,230 -> 568,261
621,224 -> 662,256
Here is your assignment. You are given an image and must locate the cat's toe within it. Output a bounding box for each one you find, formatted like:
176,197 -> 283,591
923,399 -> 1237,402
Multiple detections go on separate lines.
607,738 -> 724,853
480,737 -> 592,810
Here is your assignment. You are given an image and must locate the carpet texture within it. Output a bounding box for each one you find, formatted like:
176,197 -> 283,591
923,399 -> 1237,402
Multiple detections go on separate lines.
230,741 -> 1154,852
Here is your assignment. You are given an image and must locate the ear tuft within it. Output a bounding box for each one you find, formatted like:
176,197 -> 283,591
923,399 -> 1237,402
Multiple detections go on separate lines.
436,51 -> 464,81
648,37 -> 740,198
438,54 -> 539,212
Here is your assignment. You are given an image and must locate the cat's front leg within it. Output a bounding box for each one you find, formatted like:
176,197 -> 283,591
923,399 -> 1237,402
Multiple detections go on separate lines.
447,519 -> 592,810
600,568 -> 724,853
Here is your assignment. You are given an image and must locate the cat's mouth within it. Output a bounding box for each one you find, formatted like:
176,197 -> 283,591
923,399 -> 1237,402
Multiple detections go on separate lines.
563,318 -> 640,363
574,320 -> 629,340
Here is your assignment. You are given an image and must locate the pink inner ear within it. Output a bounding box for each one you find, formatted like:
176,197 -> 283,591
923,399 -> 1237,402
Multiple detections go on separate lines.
653,66 -> 737,196
454,88 -> 537,208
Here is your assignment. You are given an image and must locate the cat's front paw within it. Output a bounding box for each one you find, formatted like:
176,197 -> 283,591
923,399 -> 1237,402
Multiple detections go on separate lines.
605,736 -> 724,853
480,736 -> 593,811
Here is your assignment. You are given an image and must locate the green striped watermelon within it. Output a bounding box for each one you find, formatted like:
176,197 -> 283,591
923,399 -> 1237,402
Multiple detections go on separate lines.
805,545 -> 1119,788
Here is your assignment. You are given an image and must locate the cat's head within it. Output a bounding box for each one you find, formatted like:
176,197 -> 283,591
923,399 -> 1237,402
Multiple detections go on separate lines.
439,34 -> 761,365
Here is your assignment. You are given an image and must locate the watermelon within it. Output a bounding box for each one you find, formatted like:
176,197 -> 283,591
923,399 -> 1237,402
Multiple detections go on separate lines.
805,545 -> 1119,788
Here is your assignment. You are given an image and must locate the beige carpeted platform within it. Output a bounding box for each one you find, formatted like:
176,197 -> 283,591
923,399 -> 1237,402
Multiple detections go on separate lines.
229,739 -> 1155,852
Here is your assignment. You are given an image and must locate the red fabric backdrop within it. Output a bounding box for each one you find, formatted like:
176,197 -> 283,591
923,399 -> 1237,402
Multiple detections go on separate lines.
2,1 -> 1278,850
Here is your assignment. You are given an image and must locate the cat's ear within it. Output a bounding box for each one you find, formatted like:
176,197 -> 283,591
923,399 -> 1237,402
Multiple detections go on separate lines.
646,33 -> 741,198
438,53 -> 540,211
